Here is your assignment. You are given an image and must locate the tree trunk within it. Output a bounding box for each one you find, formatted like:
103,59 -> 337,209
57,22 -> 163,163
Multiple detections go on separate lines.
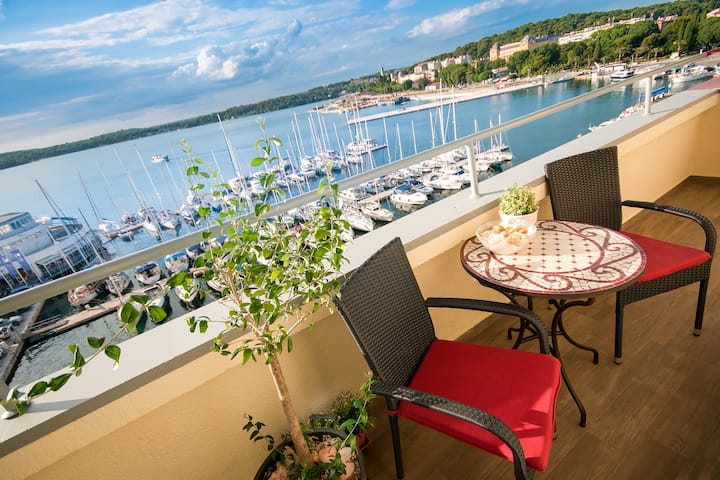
268,355 -> 313,467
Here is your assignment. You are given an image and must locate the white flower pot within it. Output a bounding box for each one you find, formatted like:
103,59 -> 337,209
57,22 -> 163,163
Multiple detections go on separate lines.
499,210 -> 538,226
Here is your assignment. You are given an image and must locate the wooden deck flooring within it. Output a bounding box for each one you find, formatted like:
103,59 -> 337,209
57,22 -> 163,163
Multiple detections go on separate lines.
360,176 -> 720,480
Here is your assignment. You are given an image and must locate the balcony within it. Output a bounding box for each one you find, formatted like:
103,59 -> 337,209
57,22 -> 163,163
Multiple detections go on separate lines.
0,66 -> 718,479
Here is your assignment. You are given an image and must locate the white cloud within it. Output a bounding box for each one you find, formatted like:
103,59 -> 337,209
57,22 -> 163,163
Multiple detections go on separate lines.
408,0 -> 522,38
173,18 -> 303,81
385,0 -> 415,9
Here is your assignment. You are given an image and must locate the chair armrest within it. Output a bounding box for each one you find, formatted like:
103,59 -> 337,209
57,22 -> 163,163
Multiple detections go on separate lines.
371,380 -> 532,480
621,200 -> 717,254
425,297 -> 551,354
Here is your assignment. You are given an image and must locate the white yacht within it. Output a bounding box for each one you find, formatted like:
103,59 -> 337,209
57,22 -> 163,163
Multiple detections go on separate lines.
391,184 -> 428,206
341,207 -> 374,232
360,201 -> 394,222
340,187 -> 369,202
67,280 -> 108,308
106,271 -> 132,297
671,64 -> 714,83
0,212 -> 105,297
423,173 -> 464,190
164,251 -> 189,274
134,261 -> 163,286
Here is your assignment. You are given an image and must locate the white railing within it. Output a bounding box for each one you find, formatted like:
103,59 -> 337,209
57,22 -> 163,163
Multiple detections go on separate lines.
0,54 -> 703,317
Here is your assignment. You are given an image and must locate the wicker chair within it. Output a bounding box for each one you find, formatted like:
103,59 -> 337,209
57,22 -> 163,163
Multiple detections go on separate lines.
333,237 -> 561,480
544,145 -> 716,363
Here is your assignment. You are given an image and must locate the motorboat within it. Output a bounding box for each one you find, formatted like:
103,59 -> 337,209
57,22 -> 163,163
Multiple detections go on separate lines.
164,251 -> 190,274
423,173 -> 464,190
134,261 -> 163,286
609,69 -> 635,81
360,201 -> 394,222
671,64 -> 714,83
340,186 -> 369,202
341,207 -> 374,232
391,183 -> 428,206
67,280 -> 108,308
361,179 -> 385,195
403,178 -> 433,195
151,154 -> 169,163
185,243 -> 206,262
174,275 -> 204,309
106,271 -> 132,296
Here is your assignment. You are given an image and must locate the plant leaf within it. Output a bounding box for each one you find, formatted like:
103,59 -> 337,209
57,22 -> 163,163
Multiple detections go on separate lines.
104,345 -> 121,365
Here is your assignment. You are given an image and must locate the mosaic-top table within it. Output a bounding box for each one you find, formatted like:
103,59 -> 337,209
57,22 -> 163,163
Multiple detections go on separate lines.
461,220 -> 646,426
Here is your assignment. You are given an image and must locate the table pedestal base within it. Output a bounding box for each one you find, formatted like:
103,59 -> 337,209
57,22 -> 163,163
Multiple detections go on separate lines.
505,294 -> 598,427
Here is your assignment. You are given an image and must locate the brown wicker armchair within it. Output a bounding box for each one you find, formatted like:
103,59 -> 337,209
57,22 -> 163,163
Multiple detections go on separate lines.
544,145 -> 716,364
333,237 -> 561,480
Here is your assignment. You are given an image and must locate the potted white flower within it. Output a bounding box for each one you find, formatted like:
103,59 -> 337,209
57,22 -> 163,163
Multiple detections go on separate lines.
498,183 -> 539,225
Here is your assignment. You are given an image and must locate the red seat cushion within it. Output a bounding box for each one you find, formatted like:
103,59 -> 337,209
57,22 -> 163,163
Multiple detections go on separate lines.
397,339 -> 561,472
621,232 -> 711,283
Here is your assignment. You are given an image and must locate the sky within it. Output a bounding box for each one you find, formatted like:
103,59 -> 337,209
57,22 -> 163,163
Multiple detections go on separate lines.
0,0 -> 659,152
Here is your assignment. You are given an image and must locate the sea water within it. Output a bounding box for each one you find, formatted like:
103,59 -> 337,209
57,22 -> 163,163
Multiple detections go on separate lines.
4,75 -> 697,385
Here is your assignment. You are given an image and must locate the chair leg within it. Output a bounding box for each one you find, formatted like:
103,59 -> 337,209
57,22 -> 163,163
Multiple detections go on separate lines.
388,414 -> 405,479
614,296 -> 624,364
693,279 -> 709,336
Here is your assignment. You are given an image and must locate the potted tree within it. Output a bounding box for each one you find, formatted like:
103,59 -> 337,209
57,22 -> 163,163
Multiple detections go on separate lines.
6,120 -> 365,479
498,183 -> 539,225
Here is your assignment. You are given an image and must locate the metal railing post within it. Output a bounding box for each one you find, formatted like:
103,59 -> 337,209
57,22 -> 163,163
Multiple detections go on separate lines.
644,77 -> 653,115
465,144 -> 480,198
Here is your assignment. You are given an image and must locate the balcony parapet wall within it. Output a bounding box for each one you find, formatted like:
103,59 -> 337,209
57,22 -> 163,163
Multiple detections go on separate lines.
0,82 -> 718,480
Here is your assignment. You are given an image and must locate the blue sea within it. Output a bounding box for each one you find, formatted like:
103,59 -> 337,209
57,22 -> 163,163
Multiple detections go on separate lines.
4,75 -> 698,385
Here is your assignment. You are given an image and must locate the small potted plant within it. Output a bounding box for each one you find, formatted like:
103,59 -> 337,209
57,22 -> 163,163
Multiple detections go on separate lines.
498,183 -> 539,225
331,380 -> 375,451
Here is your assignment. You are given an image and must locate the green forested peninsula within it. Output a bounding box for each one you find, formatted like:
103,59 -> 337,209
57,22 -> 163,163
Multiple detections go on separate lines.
2,0 -> 719,169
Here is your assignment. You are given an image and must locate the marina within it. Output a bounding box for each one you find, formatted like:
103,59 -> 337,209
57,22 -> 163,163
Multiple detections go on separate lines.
0,70 -> 713,387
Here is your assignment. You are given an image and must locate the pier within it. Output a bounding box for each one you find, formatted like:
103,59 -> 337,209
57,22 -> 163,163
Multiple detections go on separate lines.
24,283 -> 169,344
347,80 -> 543,125
0,302 -> 43,383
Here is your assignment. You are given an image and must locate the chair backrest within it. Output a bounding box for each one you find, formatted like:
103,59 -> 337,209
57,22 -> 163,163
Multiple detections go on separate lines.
334,237 -> 435,390
544,145 -> 623,230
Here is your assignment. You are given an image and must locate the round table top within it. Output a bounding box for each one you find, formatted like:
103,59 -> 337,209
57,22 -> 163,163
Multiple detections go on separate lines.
461,220 -> 647,298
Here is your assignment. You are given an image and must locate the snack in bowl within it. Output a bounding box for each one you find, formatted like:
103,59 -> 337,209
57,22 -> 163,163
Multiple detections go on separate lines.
475,220 -> 536,255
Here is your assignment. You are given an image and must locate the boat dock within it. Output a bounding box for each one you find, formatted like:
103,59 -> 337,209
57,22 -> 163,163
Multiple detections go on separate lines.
24,283 -> 168,344
0,301 -> 44,383
347,80 -> 543,125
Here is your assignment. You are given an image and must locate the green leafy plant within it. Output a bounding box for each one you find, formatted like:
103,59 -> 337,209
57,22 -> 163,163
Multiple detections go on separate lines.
498,183 -> 538,216
5,119 -> 354,478
332,377 -> 375,438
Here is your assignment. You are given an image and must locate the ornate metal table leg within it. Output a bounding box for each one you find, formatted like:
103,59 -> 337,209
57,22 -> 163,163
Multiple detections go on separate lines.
503,292 -> 535,348
550,299 -> 599,364
550,305 -> 587,427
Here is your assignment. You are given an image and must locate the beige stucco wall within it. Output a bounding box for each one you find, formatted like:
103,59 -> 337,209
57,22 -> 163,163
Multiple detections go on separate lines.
1,92 -> 717,480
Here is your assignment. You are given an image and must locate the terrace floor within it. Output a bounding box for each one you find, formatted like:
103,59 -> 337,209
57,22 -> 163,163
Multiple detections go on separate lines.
360,176 -> 720,479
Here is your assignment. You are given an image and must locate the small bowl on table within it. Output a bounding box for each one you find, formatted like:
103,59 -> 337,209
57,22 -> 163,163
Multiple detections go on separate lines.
475,220 -> 536,255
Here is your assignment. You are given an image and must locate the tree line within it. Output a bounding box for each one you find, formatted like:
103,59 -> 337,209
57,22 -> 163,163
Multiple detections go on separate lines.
436,0 -> 720,85
2,0 -> 719,169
